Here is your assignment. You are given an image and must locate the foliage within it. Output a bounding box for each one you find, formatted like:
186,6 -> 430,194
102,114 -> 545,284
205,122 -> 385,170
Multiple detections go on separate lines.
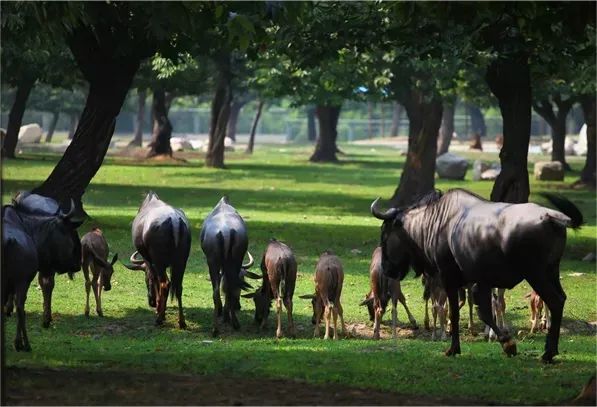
2,146 -> 596,404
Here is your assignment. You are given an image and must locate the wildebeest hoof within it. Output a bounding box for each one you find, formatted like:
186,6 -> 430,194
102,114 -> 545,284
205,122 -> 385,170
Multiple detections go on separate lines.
501,339 -> 517,357
444,346 -> 461,356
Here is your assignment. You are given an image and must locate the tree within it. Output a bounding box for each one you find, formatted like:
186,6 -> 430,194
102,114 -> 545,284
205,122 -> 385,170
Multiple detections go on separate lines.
437,99 -> 456,155
245,99 -> 264,154
533,94 -> 575,171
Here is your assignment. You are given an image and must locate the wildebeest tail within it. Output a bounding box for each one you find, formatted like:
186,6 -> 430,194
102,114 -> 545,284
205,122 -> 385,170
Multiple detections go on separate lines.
218,229 -> 247,291
540,193 -> 583,229
170,218 -> 190,302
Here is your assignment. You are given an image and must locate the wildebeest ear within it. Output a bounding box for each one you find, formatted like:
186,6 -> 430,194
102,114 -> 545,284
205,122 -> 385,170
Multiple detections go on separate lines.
298,294 -> 315,300
359,297 -> 374,306
110,253 -> 119,266
241,292 -> 256,299
244,271 -> 261,280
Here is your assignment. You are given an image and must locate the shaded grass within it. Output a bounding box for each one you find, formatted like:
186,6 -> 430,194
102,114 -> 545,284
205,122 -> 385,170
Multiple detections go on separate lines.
2,144 -> 596,404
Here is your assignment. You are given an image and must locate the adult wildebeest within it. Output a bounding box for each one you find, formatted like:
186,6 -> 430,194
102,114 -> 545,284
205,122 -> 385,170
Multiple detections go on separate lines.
242,239 -> 297,338
200,196 -> 256,336
300,251 -> 346,340
371,188 -> 582,363
360,246 -> 417,339
124,192 -> 191,328
81,228 -> 118,317
2,192 -> 84,351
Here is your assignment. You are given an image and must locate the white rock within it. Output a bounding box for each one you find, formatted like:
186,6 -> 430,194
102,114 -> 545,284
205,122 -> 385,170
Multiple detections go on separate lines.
188,139 -> 204,150
565,136 -> 577,156
472,160 -> 491,181
575,124 -> 588,156
224,137 -> 234,147
436,152 -> 469,180
541,141 -> 552,155
18,123 -> 42,143
481,168 -> 500,180
534,161 -> 564,181
170,137 -> 194,152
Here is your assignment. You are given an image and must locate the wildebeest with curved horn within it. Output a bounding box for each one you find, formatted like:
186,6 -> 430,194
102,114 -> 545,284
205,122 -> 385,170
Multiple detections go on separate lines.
200,196 -> 257,336
2,192 -> 84,351
123,191 -> 191,328
371,188 -> 583,363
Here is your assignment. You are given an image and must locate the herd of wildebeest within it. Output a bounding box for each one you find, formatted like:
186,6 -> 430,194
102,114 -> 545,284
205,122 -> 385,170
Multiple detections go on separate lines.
2,187 -> 583,363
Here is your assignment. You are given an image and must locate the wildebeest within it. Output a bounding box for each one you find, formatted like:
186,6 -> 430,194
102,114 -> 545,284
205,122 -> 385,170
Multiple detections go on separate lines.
242,239 -> 297,338
81,228 -> 118,317
422,273 -> 449,341
300,251 -> 346,340
200,196 -> 256,336
527,290 -> 551,334
123,192 -> 191,328
360,246 -> 417,339
2,192 -> 84,351
371,189 -> 582,362
486,288 -> 507,341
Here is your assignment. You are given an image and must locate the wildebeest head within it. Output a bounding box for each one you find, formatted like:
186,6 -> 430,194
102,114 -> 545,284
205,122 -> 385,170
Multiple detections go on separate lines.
360,294 -> 375,321
242,279 -> 272,325
297,293 -> 320,325
99,253 -> 119,291
370,198 -> 413,281
123,251 -> 156,307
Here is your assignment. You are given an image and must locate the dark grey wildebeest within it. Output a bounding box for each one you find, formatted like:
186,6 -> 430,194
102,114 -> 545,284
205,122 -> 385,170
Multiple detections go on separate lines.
371,188 -> 582,363
81,227 -> 118,317
2,192 -> 84,351
124,192 -> 191,328
200,196 -> 256,336
242,238 -> 297,338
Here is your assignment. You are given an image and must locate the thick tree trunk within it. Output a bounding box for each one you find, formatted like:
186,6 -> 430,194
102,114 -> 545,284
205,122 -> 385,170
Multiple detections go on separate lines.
437,101 -> 455,155
309,105 -> 341,163
226,101 -> 244,142
486,54 -> 532,204
307,106 -> 317,142
579,95 -> 596,187
67,114 -> 78,140
129,88 -> 147,147
246,100 -> 264,154
390,102 -> 402,137
468,105 -> 486,137
147,89 -> 173,157
44,111 -> 60,143
206,58 -> 232,168
2,77 -> 35,158
533,96 -> 573,171
389,90 -> 443,207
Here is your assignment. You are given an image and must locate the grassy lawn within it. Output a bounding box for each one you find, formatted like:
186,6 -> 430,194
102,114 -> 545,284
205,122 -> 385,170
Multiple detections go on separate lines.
3,144 -> 596,404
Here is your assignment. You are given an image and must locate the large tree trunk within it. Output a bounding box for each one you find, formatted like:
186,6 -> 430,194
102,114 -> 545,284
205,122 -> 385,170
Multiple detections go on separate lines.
206,57 -> 232,169
129,88 -> 147,147
2,77 -> 35,158
309,105 -> 341,163
437,101 -> 455,155
307,106 -> 317,142
44,111 -> 60,143
147,89 -> 173,157
389,90 -> 443,207
32,26 -> 142,206
579,95 -> 596,187
390,102 -> 402,137
246,100 -> 264,154
468,105 -> 486,137
533,95 -> 574,171
486,54 -> 532,204
227,100 -> 245,142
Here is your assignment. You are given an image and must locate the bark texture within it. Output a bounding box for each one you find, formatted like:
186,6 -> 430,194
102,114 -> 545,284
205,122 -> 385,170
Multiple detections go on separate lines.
579,95 -> 596,187
45,112 -> 60,143
390,102 -> 402,138
147,89 -> 173,157
2,77 -> 35,158
437,101 -> 455,155
533,95 -> 574,171
246,100 -> 264,154
309,105 -> 341,163
226,101 -> 244,142
390,90 -> 443,207
129,88 -> 147,147
307,106 -> 317,142
206,56 -> 232,168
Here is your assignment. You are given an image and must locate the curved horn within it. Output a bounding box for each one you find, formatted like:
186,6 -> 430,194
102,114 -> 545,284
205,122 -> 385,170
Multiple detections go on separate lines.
60,198 -> 76,219
129,251 -> 145,264
242,251 -> 254,269
370,197 -> 398,220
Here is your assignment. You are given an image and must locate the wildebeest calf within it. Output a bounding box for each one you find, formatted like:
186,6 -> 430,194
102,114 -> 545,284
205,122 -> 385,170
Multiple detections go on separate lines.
360,247 -> 417,339
242,239 -> 297,338
81,228 -> 118,317
300,251 -> 346,340
422,273 -> 449,341
486,288 -> 507,341
527,290 -> 550,334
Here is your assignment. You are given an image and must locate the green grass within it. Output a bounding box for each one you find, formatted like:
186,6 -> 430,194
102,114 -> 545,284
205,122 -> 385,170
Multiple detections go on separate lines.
3,144 -> 596,404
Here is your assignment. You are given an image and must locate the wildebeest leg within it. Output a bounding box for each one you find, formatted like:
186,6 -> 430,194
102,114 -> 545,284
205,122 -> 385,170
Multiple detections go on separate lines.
95,272 -> 104,317
332,304 -> 339,340
445,287 -> 461,356
14,288 -> 31,352
207,262 -> 222,336
323,304 -> 332,340
5,292 -> 14,316
431,301 -> 438,341
83,263 -> 92,317
391,298 -> 398,339
473,284 -> 516,357
373,300 -> 382,340
39,273 -> 55,328
527,271 -> 566,363
396,290 -> 418,329
275,296 -> 283,338
468,288 -> 475,335
313,304 -> 322,338
424,299 -> 430,331
283,296 -> 295,338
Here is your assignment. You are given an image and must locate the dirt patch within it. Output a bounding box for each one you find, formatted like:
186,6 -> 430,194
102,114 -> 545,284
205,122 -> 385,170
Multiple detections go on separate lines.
3,366 -> 481,406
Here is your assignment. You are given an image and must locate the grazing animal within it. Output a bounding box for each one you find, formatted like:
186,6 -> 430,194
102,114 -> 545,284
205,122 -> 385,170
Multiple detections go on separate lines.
200,196 -> 256,336
300,251 -> 346,340
2,192 -> 84,351
371,189 -> 583,363
486,288 -> 507,341
527,290 -> 551,334
360,247 -> 417,339
242,239 -> 297,338
123,192 -> 191,328
81,228 -> 118,317
422,273 -> 449,341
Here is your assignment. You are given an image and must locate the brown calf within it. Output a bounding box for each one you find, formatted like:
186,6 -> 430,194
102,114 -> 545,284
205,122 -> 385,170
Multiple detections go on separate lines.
300,251 -> 346,340
360,247 -> 417,339
422,274 -> 448,341
242,239 -> 297,338
81,228 -> 118,317
527,290 -> 551,334
486,288 -> 507,341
